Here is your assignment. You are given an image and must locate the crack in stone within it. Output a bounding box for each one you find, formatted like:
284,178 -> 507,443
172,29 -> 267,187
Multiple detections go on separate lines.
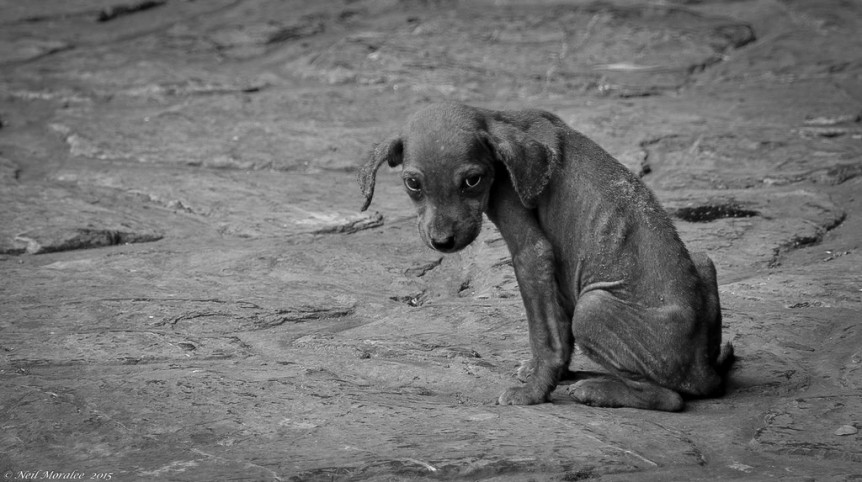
12,227 -> 163,254
403,257 -> 444,277
669,204 -> 759,223
97,0 -> 166,23
160,300 -> 356,330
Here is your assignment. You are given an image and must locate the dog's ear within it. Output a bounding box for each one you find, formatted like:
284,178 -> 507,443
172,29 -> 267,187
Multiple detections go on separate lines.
357,135 -> 404,211
483,121 -> 559,209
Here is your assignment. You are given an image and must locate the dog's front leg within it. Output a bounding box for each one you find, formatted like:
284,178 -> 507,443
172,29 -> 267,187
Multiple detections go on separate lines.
487,186 -> 572,405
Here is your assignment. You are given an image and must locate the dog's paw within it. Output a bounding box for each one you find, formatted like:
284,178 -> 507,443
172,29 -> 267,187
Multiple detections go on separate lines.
567,379 -> 684,411
515,359 -> 536,382
496,386 -> 546,405
567,380 -> 605,407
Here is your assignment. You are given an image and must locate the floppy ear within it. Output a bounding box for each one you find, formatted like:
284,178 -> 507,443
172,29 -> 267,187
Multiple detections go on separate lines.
483,121 -> 559,209
357,135 -> 404,211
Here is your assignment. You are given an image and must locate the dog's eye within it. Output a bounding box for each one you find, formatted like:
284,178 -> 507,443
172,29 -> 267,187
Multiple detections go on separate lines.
404,177 -> 422,192
463,174 -> 482,189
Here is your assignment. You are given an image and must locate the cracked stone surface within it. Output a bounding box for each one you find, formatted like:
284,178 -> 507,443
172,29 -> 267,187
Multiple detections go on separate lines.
1,0 -> 861,480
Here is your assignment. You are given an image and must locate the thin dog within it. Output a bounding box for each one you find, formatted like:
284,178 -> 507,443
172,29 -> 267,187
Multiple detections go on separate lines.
358,102 -> 733,411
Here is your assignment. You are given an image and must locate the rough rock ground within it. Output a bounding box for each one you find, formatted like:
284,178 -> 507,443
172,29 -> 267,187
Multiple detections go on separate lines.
0,0 -> 860,480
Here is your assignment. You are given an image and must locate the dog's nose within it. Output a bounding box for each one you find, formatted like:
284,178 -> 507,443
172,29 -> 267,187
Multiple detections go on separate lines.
430,236 -> 456,252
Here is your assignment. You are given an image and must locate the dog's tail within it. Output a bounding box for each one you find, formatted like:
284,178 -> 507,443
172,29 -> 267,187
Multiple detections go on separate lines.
701,342 -> 736,398
716,341 -> 735,375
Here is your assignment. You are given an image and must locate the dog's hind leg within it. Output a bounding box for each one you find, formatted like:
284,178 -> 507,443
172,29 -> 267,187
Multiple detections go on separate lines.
567,289 -> 692,411
568,376 -> 684,412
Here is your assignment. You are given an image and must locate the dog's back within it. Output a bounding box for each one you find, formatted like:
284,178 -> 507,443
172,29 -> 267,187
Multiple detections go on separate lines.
494,108 -> 732,395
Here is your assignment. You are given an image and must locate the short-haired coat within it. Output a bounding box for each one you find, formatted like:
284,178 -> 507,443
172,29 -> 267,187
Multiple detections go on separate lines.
358,102 -> 733,411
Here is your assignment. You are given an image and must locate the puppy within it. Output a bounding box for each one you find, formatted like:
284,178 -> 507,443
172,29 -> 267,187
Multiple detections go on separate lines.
358,102 -> 733,411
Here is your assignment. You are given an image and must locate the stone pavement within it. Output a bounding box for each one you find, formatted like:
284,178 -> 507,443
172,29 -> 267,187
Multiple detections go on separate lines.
1,0 -> 860,480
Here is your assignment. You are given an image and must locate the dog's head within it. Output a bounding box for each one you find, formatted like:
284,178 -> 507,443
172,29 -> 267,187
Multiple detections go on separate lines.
358,103 -> 558,253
